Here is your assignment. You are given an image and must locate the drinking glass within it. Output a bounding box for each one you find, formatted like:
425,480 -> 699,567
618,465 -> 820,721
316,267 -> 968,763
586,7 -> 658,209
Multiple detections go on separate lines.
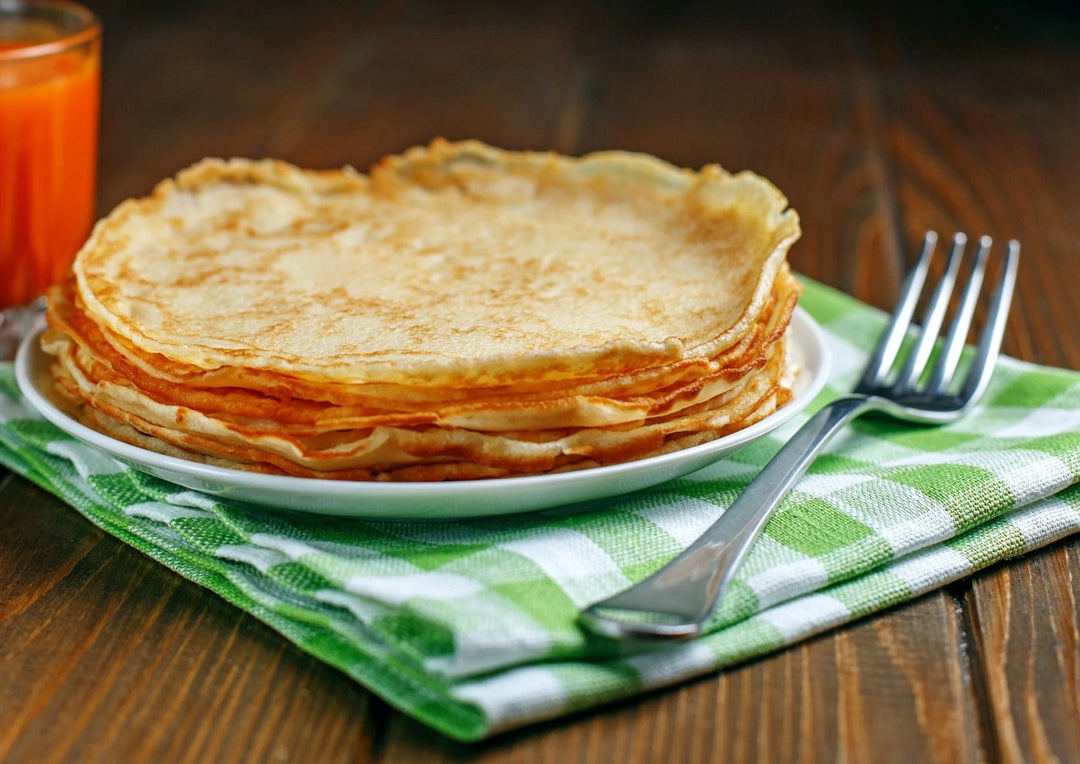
0,0 -> 100,308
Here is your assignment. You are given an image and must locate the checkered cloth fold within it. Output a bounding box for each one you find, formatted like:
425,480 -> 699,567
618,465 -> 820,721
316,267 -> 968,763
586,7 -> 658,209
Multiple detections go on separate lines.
2,279 -> 1079,742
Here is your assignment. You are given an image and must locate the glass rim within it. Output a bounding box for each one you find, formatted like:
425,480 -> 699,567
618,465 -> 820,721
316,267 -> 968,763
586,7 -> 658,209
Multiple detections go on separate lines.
0,0 -> 100,62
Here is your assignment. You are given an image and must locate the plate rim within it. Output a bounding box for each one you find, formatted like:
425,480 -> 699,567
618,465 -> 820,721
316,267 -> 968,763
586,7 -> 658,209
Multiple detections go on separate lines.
14,307 -> 831,516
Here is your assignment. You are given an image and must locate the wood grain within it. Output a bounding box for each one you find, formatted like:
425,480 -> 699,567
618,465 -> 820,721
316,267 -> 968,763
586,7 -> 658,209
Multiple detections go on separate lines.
575,3 -> 906,309
967,539 -> 1080,763
1,0 -> 1079,760
0,478 -> 377,763
868,3 -> 1080,369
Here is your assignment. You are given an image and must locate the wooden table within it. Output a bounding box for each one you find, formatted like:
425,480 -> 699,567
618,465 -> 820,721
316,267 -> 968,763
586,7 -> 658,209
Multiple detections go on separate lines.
3,1 -> 1079,760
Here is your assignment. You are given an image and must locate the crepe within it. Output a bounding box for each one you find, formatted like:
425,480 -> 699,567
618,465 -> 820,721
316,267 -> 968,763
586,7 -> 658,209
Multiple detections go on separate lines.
43,139 -> 802,481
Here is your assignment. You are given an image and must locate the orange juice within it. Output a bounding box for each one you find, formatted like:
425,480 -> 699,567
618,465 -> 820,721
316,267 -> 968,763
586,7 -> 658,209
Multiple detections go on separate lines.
0,1 -> 100,308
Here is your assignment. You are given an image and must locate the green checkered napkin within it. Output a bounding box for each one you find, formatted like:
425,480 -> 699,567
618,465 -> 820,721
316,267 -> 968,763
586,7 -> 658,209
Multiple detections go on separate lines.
3,278 -> 1080,742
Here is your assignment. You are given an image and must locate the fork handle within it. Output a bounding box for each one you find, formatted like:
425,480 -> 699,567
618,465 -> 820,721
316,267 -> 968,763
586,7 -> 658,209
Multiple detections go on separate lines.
579,394 -> 876,640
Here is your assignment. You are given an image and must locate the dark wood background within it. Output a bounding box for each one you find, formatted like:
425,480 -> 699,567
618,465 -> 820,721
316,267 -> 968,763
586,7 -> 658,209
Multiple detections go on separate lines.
2,0 -> 1079,760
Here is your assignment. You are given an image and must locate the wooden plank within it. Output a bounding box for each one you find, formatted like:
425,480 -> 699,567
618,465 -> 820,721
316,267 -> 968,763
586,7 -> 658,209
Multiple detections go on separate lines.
0,479 -> 378,763
966,539 -> 1080,762
255,8 -> 588,169
93,0 -> 361,210
868,4 -> 1080,371
93,0 -> 588,209
378,592 -> 984,762
574,9 -> 906,308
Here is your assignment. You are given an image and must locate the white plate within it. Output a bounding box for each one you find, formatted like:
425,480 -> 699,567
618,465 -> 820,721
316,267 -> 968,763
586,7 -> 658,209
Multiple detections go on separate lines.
15,308 -> 830,519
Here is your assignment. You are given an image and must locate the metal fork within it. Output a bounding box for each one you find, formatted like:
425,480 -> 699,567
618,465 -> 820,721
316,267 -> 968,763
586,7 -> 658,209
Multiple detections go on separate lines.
580,232 -> 1020,640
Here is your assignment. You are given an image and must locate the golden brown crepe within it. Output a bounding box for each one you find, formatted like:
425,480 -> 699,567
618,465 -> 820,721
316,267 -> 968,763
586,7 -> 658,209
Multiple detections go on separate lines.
43,139 -> 802,481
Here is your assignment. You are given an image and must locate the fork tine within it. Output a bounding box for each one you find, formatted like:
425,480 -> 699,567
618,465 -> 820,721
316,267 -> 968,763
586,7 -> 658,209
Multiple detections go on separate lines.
959,239 -> 1020,405
893,233 -> 968,392
926,236 -> 991,393
857,231 -> 938,391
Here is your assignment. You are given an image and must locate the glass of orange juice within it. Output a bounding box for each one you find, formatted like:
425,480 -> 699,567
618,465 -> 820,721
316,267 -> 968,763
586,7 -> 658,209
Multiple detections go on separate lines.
0,0 -> 100,308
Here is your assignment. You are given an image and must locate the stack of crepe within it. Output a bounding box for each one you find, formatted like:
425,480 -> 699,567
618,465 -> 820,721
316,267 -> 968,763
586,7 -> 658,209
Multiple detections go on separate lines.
42,140 -> 802,481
